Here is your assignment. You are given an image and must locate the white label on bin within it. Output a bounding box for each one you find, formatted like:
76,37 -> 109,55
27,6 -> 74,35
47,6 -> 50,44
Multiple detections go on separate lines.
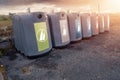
102,17 -> 105,30
106,16 -> 110,30
87,17 -> 91,31
75,18 -> 82,38
77,26 -> 80,32
76,19 -> 81,32
59,20 -> 69,43
96,21 -> 99,29
63,25 -> 67,36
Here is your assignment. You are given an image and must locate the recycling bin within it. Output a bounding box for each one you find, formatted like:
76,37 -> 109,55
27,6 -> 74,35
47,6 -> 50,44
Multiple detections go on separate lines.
81,13 -> 92,38
98,14 -> 104,33
67,13 -> 82,42
48,12 -> 70,47
12,12 -> 52,56
104,14 -> 110,31
91,14 -> 99,35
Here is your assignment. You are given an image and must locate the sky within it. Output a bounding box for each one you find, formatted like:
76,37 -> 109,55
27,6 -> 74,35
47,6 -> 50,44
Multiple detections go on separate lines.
0,0 -> 120,14
0,0 -> 99,6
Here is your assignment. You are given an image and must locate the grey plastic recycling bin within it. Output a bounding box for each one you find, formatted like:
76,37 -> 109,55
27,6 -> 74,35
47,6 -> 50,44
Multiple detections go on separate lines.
98,14 -> 104,33
67,13 -> 82,42
91,14 -> 99,35
81,13 -> 92,38
48,12 -> 70,47
12,12 -> 52,56
104,14 -> 110,31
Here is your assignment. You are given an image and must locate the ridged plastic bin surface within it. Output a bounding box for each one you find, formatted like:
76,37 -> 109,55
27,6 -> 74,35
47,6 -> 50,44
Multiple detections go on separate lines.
67,13 -> 82,42
48,12 -> 70,47
81,13 -> 92,38
91,14 -> 99,35
12,12 -> 52,56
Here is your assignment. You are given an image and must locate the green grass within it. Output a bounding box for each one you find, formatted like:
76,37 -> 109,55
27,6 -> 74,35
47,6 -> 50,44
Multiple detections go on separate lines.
0,20 -> 12,27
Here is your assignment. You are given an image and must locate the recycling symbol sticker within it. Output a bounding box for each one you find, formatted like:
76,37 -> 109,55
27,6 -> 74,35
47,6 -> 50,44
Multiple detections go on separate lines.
36,29 -> 47,42
34,22 -> 49,52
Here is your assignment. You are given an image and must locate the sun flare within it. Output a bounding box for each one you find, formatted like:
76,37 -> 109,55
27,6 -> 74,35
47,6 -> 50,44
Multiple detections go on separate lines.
101,0 -> 120,12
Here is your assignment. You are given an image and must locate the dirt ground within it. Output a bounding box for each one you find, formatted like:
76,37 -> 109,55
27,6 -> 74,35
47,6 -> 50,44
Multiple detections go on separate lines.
0,14 -> 120,80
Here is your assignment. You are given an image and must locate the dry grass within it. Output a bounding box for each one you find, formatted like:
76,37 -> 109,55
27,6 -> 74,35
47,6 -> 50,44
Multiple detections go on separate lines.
0,20 -> 12,27
0,15 -> 12,27
0,15 -> 12,40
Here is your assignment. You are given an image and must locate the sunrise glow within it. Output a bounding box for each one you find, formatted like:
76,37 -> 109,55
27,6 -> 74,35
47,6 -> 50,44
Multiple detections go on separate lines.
1,0 -> 120,15
100,0 -> 120,12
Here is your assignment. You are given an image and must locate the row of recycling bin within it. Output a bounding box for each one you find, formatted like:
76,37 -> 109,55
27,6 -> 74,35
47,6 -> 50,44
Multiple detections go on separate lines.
12,12 -> 110,57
